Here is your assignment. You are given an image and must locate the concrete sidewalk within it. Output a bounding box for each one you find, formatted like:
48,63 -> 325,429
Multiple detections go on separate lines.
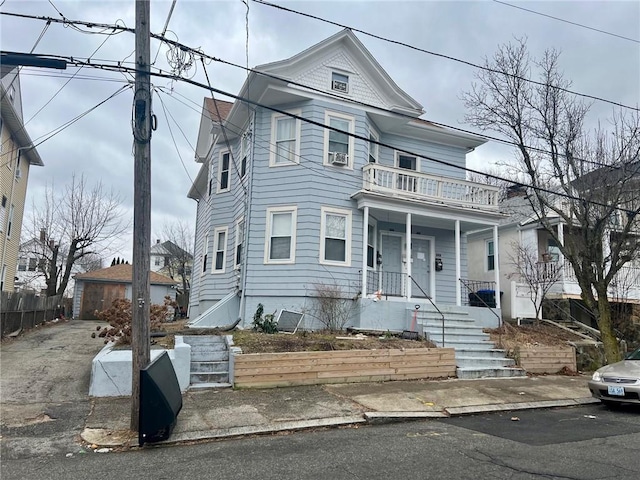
82,374 -> 599,448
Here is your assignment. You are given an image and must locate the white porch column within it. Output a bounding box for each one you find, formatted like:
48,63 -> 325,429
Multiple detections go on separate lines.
493,225 -> 501,309
455,220 -> 461,307
557,222 -> 565,270
406,213 -> 412,299
362,206 -> 369,298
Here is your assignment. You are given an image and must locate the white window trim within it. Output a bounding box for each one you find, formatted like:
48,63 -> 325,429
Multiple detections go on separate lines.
330,70 -> 351,95
368,127 -> 379,163
6,204 -> 14,239
240,133 -> 249,179
395,151 -> 420,172
234,216 -> 245,270
212,226 -> 228,273
269,110 -> 301,167
367,218 -> 378,270
320,206 -> 352,267
217,150 -> 231,193
202,233 -> 209,275
486,239 -> 495,272
323,111 -> 355,170
264,206 -> 298,264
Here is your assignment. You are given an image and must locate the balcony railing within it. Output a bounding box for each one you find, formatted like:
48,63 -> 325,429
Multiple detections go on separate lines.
362,164 -> 499,211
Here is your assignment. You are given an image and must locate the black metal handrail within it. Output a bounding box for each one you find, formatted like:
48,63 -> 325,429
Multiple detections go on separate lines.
459,278 -> 502,328
408,275 -> 445,347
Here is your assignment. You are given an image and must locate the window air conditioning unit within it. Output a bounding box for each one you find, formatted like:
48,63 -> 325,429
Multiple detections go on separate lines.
332,80 -> 348,93
329,152 -> 348,165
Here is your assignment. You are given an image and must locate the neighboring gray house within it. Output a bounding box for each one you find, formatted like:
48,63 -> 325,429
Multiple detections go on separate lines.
73,264 -> 176,319
188,29 -> 504,335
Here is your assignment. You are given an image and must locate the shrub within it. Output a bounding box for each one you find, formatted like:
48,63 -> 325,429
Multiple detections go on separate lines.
252,303 -> 278,334
311,282 -> 356,332
94,296 -> 177,345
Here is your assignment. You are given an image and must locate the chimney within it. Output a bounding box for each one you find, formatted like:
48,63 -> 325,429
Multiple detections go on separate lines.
506,184 -> 527,199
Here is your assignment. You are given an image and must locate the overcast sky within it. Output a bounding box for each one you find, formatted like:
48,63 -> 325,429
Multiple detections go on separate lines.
1,0 -> 638,262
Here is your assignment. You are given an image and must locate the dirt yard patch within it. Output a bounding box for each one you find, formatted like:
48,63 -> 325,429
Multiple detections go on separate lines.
151,321 -> 435,352
485,322 -> 585,354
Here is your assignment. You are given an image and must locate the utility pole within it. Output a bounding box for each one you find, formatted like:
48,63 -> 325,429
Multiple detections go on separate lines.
131,0 -> 152,431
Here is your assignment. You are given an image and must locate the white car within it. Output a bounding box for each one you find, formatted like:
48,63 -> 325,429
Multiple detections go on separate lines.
588,347 -> 640,406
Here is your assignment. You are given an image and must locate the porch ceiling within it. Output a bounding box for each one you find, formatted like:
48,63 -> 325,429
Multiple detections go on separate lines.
353,191 -> 502,232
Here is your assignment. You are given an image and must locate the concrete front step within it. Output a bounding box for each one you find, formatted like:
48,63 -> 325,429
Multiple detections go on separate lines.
191,371 -> 229,384
182,335 -> 228,345
425,333 -> 491,343
189,382 -> 232,390
455,356 -> 517,369
421,326 -> 487,335
190,350 -> 229,362
456,367 -> 527,379
431,340 -> 497,350
455,348 -> 511,358
191,361 -> 229,373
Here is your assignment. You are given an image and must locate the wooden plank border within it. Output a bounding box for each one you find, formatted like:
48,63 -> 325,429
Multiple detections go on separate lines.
516,345 -> 577,374
233,348 -> 457,388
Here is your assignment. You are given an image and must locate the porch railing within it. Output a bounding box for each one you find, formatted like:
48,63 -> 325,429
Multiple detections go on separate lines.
365,270 -> 405,297
409,275 -> 445,347
362,164 -> 500,211
459,278 -> 502,328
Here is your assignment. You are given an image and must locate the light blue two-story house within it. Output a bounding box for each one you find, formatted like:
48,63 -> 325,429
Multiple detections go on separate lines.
187,30 -> 517,376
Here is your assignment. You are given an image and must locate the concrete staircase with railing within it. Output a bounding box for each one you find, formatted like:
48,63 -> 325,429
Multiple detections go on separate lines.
414,306 -> 526,379
181,335 -> 232,389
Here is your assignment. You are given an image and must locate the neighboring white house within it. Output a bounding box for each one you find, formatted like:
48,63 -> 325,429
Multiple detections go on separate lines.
188,29 -> 505,333
468,185 -> 640,325
14,238 -> 47,294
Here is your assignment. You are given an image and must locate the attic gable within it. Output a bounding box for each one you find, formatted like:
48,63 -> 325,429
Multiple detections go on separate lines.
256,29 -> 424,117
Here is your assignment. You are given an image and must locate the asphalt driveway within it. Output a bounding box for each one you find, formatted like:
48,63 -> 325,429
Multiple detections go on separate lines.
0,320 -> 105,459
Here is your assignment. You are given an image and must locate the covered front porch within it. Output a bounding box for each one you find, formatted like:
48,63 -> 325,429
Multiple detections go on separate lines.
353,165 -> 504,309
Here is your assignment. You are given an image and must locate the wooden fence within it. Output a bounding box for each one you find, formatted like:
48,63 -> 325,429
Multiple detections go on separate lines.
516,345 -> 577,373
234,348 -> 457,388
0,292 -> 65,337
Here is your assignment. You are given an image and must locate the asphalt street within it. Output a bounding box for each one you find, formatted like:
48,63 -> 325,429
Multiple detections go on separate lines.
2,404 -> 639,480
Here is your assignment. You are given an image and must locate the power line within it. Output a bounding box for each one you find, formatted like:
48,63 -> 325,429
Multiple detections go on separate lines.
493,0 -> 640,44
58,57 -> 635,216
249,0 -> 639,112
2,9 -> 638,112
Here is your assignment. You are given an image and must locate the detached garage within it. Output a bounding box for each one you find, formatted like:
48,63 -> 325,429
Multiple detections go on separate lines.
73,264 -> 177,319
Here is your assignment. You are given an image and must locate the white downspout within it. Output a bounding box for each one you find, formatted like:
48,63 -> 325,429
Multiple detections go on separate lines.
406,213 -> 412,299
362,206 -> 369,298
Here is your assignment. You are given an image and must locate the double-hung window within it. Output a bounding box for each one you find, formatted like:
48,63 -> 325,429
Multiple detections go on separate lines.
367,223 -> 377,269
218,151 -> 230,192
486,240 -> 495,271
234,217 -> 245,269
271,111 -> 300,166
202,233 -> 209,273
331,72 -> 349,93
213,227 -> 228,273
240,134 -> 249,178
324,111 -> 354,168
368,129 -> 379,164
396,153 -> 418,192
265,207 -> 297,263
320,207 -> 352,266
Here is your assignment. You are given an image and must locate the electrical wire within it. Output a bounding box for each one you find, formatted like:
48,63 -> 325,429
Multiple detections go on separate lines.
493,0 -> 640,44
2,9 -> 637,111
249,0 -> 639,112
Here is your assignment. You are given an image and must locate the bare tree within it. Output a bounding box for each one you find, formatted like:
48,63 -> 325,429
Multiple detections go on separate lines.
463,38 -> 640,362
25,174 -> 127,297
156,220 -> 193,309
507,241 -> 562,321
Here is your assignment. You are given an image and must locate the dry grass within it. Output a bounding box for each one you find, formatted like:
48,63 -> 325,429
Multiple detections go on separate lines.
485,321 -> 585,353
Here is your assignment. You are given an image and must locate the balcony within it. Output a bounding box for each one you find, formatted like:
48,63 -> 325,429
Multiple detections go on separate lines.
362,164 -> 499,212
547,261 -> 640,300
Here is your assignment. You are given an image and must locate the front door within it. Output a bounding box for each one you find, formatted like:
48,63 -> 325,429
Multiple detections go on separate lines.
411,237 -> 430,298
380,233 -> 403,296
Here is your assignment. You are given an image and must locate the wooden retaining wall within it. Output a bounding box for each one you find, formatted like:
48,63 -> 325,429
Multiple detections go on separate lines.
234,348 -> 457,388
517,345 -> 577,374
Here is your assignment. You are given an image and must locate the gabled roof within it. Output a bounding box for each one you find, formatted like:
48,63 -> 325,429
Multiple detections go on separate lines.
74,264 -> 176,285
151,240 -> 193,259
0,68 -> 43,166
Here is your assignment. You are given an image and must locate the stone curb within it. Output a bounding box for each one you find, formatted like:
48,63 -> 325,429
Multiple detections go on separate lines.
444,397 -> 600,416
